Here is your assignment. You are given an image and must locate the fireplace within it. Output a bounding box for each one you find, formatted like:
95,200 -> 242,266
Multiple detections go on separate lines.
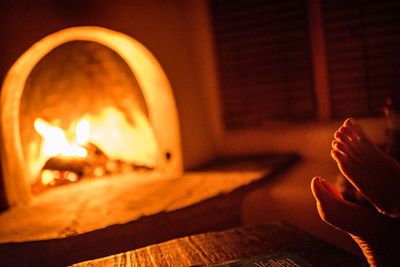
0,5 -> 301,264
0,26 -> 183,207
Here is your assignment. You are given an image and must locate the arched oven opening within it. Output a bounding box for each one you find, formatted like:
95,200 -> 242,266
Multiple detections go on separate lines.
1,26 -> 183,207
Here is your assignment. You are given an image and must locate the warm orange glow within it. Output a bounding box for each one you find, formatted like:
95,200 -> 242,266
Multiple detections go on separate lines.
65,171 -> 78,182
85,106 -> 159,166
35,118 -> 90,186
41,170 -> 57,185
1,26 -> 182,206
34,118 -> 88,158
76,119 -> 90,145
93,167 -> 105,177
34,106 -> 160,186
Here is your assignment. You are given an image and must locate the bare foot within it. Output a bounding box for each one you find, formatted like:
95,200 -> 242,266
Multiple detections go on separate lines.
311,177 -> 399,267
331,118 -> 400,218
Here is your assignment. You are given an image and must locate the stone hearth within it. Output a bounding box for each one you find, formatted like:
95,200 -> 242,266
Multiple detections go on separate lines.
0,154 -> 298,266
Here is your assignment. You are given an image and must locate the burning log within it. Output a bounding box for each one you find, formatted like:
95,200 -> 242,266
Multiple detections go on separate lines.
44,156 -> 87,176
32,142 -> 155,194
43,142 -> 109,176
32,143 -> 108,194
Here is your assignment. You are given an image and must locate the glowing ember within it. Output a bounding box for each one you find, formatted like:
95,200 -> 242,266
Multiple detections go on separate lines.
93,167 -> 105,177
41,170 -> 57,185
65,171 -> 79,182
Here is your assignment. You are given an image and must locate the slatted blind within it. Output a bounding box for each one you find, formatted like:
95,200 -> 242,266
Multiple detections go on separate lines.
322,0 -> 400,118
210,0 -> 316,129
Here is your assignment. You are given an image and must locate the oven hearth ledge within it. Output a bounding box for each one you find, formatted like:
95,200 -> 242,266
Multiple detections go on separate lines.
0,169 -> 266,243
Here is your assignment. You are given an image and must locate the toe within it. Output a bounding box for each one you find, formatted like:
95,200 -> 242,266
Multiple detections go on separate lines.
311,176 -> 395,240
334,130 -> 352,145
331,149 -> 347,163
343,118 -> 354,127
347,118 -> 368,142
341,125 -> 360,143
332,140 -> 350,155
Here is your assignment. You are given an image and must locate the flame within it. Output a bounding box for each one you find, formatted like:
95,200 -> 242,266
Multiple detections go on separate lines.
34,118 -> 88,158
76,119 -> 90,145
34,107 -> 160,187
81,106 -> 159,166
35,118 -> 90,186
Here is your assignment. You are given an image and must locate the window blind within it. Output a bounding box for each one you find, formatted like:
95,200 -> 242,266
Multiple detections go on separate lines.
322,0 -> 400,118
210,0 -> 316,129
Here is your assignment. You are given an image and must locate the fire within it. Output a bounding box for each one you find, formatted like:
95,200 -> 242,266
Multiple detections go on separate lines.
34,118 -> 89,158
33,107 -> 160,189
76,119 -> 90,145
41,169 -> 57,185
34,118 -> 90,186
1,27 -> 182,206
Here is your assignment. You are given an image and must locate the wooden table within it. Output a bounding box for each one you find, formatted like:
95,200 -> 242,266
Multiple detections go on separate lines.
73,222 -> 366,267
